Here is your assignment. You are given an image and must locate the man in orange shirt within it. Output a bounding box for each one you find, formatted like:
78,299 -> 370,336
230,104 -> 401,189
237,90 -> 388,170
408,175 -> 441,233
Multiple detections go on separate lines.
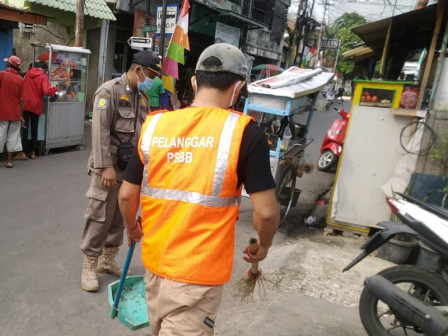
0,56 -> 24,168
119,43 -> 279,335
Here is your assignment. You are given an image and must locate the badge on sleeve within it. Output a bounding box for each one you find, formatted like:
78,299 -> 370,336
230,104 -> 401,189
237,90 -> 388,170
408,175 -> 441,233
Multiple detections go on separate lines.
96,96 -> 109,110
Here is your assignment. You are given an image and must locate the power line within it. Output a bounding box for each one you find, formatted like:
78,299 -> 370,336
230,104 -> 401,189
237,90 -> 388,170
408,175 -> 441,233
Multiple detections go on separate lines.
293,0 -> 438,24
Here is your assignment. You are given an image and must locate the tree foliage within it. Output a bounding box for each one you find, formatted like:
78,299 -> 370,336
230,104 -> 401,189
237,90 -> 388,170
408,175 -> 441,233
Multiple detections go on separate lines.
326,13 -> 368,78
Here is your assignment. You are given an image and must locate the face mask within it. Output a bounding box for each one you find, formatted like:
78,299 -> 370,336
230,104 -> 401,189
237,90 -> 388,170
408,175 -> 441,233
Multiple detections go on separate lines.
229,81 -> 242,108
137,69 -> 154,92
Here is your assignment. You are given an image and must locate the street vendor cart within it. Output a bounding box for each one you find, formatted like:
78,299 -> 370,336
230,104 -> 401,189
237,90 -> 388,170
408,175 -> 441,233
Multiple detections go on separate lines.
327,79 -> 427,234
244,67 -> 334,224
31,43 -> 91,154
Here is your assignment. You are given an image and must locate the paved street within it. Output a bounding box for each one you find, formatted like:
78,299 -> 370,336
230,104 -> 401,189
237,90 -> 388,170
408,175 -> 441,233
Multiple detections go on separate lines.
0,101 -> 369,336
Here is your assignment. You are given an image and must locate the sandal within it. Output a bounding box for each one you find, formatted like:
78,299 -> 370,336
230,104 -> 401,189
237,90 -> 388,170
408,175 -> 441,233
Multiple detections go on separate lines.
13,153 -> 28,160
5,162 -> 14,168
30,154 -> 37,159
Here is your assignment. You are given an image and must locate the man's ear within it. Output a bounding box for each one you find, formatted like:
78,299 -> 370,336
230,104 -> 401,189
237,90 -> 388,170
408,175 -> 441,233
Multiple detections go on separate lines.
191,75 -> 197,92
135,65 -> 144,76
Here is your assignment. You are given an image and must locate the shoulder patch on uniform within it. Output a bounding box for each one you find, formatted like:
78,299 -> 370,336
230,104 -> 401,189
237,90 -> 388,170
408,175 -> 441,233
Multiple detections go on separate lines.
96,96 -> 109,110
120,95 -> 129,101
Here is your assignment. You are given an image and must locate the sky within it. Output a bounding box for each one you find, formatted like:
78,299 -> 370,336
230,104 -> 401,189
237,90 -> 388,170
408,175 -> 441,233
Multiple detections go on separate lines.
289,0 -> 438,25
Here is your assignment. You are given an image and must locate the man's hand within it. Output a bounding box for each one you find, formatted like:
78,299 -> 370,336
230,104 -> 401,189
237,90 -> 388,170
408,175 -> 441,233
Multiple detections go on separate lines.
20,117 -> 25,126
242,238 -> 269,264
126,216 -> 143,247
101,167 -> 117,189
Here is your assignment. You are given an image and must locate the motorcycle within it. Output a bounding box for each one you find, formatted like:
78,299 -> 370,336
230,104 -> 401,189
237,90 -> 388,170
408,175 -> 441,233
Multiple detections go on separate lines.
344,193 -> 448,336
317,108 -> 350,172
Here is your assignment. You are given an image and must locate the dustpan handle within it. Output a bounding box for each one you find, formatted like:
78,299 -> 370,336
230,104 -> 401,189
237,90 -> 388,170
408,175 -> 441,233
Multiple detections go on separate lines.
110,240 -> 135,318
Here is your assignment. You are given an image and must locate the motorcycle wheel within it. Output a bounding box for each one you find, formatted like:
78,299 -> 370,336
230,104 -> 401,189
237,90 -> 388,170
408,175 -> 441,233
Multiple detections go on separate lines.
317,150 -> 337,172
359,265 -> 448,336
275,163 -> 296,225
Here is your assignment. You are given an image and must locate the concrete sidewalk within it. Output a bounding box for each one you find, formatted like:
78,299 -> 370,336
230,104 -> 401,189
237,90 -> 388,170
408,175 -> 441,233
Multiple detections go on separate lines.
217,291 -> 365,336
0,121 -> 367,336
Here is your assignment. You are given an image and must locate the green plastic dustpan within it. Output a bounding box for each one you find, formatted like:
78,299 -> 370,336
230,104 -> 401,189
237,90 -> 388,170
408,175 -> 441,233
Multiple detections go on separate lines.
108,275 -> 149,330
107,241 -> 149,330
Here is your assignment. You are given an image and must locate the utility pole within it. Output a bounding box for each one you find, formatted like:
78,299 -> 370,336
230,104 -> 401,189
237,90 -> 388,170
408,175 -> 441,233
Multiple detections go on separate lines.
332,39 -> 341,73
74,0 -> 85,47
293,0 -> 308,66
145,0 -> 153,51
313,0 -> 328,68
298,0 -> 315,67
160,0 -> 167,59
289,0 -> 306,67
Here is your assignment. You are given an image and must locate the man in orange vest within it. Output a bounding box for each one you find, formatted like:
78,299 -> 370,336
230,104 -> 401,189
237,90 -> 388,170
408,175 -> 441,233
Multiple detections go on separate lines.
119,43 -> 280,335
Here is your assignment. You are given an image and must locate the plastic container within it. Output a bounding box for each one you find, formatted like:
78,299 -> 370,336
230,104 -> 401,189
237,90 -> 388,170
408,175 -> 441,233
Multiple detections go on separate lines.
108,275 -> 149,330
281,127 -> 292,151
400,87 -> 419,109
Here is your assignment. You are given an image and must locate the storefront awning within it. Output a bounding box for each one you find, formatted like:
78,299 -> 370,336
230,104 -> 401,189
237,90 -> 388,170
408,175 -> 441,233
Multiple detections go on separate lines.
348,4 -> 443,61
0,3 -> 53,25
342,44 -> 376,61
26,0 -> 116,21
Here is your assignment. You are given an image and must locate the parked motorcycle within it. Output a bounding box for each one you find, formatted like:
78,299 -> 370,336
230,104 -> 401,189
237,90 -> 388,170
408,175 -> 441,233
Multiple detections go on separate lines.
344,193 -> 448,336
317,108 -> 350,172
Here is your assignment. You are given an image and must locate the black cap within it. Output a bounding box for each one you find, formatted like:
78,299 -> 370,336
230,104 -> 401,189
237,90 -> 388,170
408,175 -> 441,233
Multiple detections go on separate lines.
36,61 -> 48,70
132,51 -> 166,75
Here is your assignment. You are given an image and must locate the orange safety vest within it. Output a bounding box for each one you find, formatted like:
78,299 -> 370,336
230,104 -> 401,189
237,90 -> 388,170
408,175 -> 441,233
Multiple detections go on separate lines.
138,107 -> 253,285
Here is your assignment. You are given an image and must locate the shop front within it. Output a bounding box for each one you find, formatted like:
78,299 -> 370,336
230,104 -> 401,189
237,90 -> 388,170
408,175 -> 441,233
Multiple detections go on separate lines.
327,3 -> 448,234
32,44 -> 91,154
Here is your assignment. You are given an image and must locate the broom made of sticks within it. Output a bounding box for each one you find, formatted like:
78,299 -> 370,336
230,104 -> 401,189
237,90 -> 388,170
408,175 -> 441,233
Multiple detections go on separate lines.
236,238 -> 266,301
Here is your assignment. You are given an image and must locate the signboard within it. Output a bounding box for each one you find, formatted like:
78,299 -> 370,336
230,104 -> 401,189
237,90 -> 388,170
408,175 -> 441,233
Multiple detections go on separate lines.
322,53 -> 336,72
133,9 -> 147,37
194,0 -> 242,13
127,37 -> 153,50
215,22 -> 240,47
321,39 -> 340,50
143,25 -> 157,33
156,4 -> 179,36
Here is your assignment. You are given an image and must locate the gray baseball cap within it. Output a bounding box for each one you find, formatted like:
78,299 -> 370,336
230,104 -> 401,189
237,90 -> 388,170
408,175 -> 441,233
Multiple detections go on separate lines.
195,43 -> 248,79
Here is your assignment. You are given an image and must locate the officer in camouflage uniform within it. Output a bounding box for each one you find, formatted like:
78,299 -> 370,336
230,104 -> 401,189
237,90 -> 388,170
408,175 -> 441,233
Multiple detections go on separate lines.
81,50 -> 164,292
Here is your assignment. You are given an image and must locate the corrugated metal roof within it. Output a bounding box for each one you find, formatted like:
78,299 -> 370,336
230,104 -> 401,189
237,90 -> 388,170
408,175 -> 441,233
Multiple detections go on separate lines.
342,44 -> 376,62
248,68 -> 334,99
27,0 -> 116,21
350,4 -> 441,61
